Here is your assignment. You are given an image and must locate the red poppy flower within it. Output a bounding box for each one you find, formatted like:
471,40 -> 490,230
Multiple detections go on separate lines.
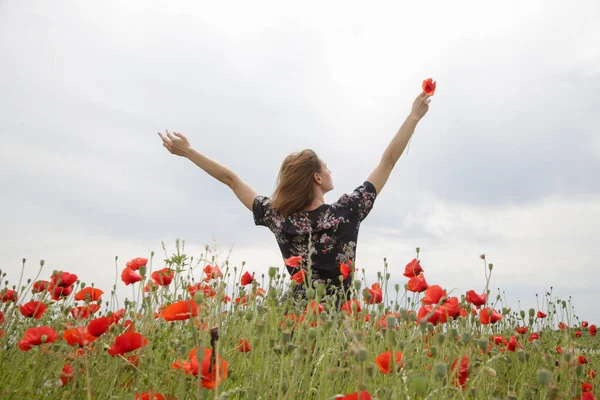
365,283 -> 383,304
240,272 -> 254,286
451,355 -> 469,389
422,78 -> 436,96
108,309 -> 125,325
88,317 -> 111,336
63,327 -> 98,347
375,351 -> 403,374
188,283 -> 215,298
50,271 -> 78,287
135,391 -> 172,400
70,304 -> 100,320
422,285 -> 446,305
124,319 -> 135,333
528,332 -> 539,342
479,308 -> 503,325
403,258 -> 423,278
465,290 -> 487,307
121,267 -> 142,286
588,369 -> 597,379
126,257 -> 148,271
145,280 -> 159,293
0,311 -> 4,324
491,335 -> 507,346
558,322 -> 569,330
151,268 -> 174,286
1,289 -> 18,303
582,321 -> 589,328
173,348 -> 228,389
60,364 -> 74,387
516,326 -> 527,335
161,300 -> 199,321
439,297 -> 461,320
507,336 -> 522,352
407,274 -> 429,293
291,270 -> 306,284
336,392 -> 372,400
580,392 -> 596,400
203,265 -> 223,282
284,256 -> 302,268
19,301 -> 47,319
340,262 -> 351,280
74,287 -> 104,302
108,332 -> 148,356
590,325 -> 597,337
48,282 -> 73,300
582,382 -> 593,393
341,300 -> 362,316
417,305 -> 443,325
32,280 -> 50,293
556,347 -> 562,354
305,300 -> 325,315
579,356 -> 589,365
237,339 -> 251,352
18,326 -> 59,350
576,330 -> 582,338
536,311 -> 547,318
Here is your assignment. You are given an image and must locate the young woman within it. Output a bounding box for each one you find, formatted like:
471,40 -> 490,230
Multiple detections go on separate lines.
159,91 -> 431,305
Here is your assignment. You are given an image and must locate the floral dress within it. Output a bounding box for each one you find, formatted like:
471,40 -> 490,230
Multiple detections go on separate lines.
253,181 -> 377,300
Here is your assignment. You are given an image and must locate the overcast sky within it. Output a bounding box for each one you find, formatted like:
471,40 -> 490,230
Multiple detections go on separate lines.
1,1 -> 599,324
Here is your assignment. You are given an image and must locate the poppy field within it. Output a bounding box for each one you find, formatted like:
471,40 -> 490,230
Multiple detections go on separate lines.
0,242 -> 598,400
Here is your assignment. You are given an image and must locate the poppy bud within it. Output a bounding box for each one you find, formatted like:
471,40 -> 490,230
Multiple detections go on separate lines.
517,351 -> 530,362
355,348 -> 369,362
268,267 -> 277,278
409,312 -> 417,322
255,321 -> 265,335
523,388 -> 534,400
428,346 -> 438,357
408,374 -> 427,396
528,308 -> 535,317
193,292 -> 204,304
386,316 -> 396,329
575,365 -> 584,376
308,328 -> 317,340
394,284 -> 400,292
40,335 -> 48,343
488,263 -> 493,271
520,310 -> 526,318
385,273 -> 390,280
282,330 -> 292,344
416,247 -> 420,254
563,353 -> 572,363
477,339 -> 488,352
305,288 -> 315,300
433,362 -> 447,378
460,332 -> 471,345
325,321 -> 334,330
244,311 -> 254,321
400,308 -> 409,321
536,369 -> 551,386
448,328 -> 458,338
436,334 -> 446,345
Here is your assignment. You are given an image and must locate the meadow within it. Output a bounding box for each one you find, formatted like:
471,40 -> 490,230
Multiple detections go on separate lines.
0,240 -> 597,400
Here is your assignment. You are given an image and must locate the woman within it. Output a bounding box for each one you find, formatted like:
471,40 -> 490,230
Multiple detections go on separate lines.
159,91 -> 431,305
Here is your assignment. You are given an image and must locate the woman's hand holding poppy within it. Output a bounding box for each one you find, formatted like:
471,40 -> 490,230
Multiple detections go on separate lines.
158,130 -> 192,157
409,92 -> 431,121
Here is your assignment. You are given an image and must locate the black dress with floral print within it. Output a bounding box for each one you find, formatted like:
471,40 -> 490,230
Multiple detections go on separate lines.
253,181 -> 377,297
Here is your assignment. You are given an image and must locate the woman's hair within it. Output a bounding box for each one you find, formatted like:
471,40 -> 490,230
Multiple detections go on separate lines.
270,149 -> 322,218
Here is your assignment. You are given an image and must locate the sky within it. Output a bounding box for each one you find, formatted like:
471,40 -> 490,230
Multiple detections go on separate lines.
1,1 -> 599,323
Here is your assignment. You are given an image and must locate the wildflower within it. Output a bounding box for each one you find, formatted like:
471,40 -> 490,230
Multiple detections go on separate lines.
88,317 -> 111,337
291,270 -> 306,284
516,326 -> 527,335
305,300 -> 324,315
60,364 -> 73,387
18,326 -> 59,350
407,274 -> 429,293
32,280 -> 50,293
70,304 -> 100,320
108,309 -> 125,325
422,78 -> 437,96
582,321 -> 589,328
50,271 -> 78,287
173,348 -> 228,389
63,327 -> 98,347
151,268 -> 174,286
579,356 -> 589,365
284,256 -> 302,268
479,308 -> 503,325
0,311 -> 4,324
403,258 -> 423,278
588,369 -> 596,379
417,305 -> 443,325
375,351 -> 403,374
364,283 -> 383,304
161,300 -> 199,321
126,257 -> 148,271
465,290 -> 487,307
558,322 -> 569,330
1,289 -> 18,303
580,392 -> 596,400
121,267 -> 142,285
240,272 -> 254,286
203,265 -> 223,282
145,280 -> 159,292
576,330 -> 582,338
108,332 -> 148,356
340,262 -> 351,280
590,325 -> 597,337
582,382 -> 593,393
536,311 -> 547,318
74,287 -> 104,302
507,336 -> 522,352
48,283 -> 73,300
528,332 -> 539,342
19,301 -> 47,319
341,300 -> 361,317
237,339 -> 251,352
422,285 -> 446,305
135,391 -> 172,400
451,355 -> 469,390
336,392 -> 372,400
188,283 -> 215,298
556,347 -> 562,354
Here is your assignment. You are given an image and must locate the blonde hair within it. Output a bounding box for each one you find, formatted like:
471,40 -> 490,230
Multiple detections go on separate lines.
270,149 -> 322,218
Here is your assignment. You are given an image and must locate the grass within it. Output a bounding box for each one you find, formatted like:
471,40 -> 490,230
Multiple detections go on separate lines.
0,240 -> 597,400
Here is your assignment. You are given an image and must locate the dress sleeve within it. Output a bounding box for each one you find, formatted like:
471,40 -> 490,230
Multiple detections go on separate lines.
253,195 -> 277,229
334,181 -> 377,222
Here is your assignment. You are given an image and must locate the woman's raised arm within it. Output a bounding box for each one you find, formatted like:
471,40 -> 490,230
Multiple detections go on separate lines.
367,92 -> 431,195
158,130 -> 257,211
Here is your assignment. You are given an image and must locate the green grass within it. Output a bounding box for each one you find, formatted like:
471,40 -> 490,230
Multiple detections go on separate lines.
0,241 -> 597,400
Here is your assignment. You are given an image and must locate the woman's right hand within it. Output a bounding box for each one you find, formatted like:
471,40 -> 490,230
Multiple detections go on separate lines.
158,130 -> 192,157
409,92 -> 431,121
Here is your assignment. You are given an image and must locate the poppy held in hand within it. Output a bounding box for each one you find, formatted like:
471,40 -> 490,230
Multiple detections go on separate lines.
422,78 -> 436,96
